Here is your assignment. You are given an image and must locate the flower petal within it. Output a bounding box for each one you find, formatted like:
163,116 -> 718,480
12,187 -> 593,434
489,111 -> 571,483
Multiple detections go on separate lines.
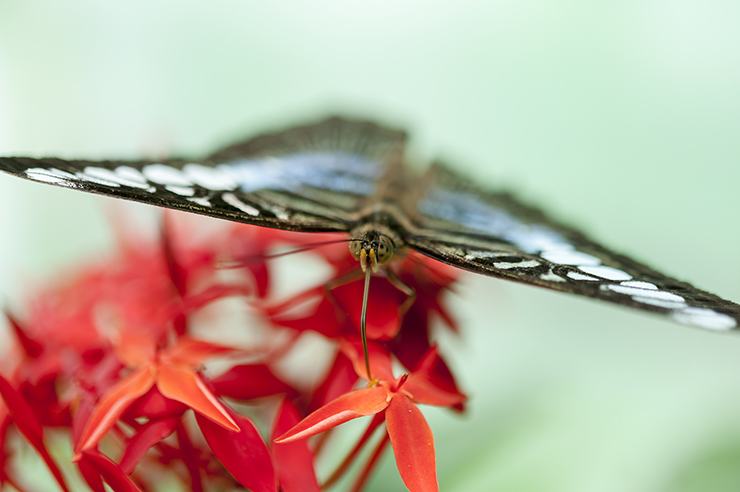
308,351 -> 358,411
269,294 -> 343,338
197,412 -> 277,492
163,337 -> 237,367
403,348 -> 467,408
333,277 -> 405,340
340,339 -> 395,382
5,311 -> 44,358
271,399 -> 320,492
123,387 -> 187,421
275,386 -> 390,443
114,330 -> 157,368
76,367 -> 156,453
156,365 -> 239,431
79,451 -> 142,492
212,364 -> 297,401
386,394 -> 438,492
0,374 -> 70,492
119,418 -> 179,474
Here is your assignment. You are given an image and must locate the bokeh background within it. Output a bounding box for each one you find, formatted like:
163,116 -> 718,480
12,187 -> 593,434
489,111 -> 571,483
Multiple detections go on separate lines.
1,1 -> 740,491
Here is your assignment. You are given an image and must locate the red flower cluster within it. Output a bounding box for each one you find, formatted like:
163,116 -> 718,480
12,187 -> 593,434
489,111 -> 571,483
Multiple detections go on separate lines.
0,211 -> 466,491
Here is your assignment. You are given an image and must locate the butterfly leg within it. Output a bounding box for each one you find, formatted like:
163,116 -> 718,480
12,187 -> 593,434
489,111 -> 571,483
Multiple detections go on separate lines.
384,269 -> 417,319
322,268 -> 364,320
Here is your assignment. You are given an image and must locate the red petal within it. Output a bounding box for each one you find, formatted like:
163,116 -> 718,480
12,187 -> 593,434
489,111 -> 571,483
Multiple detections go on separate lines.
385,395 -> 438,492
119,418 -> 179,474
162,337 -> 236,367
156,365 -> 239,431
5,311 -> 43,358
269,294 -> 343,338
123,387 -> 187,420
212,364 -> 297,400
309,351 -> 358,411
176,422 -> 204,492
271,399 -> 320,492
246,260 -> 270,298
80,451 -> 142,492
275,386 -> 390,443
161,212 -> 188,297
333,277 -> 405,340
0,374 -> 70,492
114,331 -> 157,368
181,284 -> 251,312
197,412 -> 277,492
77,457 -> 106,492
403,348 -> 466,408
340,340 -> 395,382
391,305 -> 432,370
76,367 -> 155,453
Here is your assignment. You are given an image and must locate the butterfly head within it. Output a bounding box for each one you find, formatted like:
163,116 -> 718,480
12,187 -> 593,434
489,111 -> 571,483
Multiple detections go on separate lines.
349,224 -> 399,273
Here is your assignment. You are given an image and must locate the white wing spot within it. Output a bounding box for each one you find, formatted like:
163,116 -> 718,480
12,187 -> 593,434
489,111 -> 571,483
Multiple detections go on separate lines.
579,265 -> 632,281
222,192 -> 260,216
567,271 -> 599,281
672,308 -> 736,331
165,185 -> 195,196
187,196 -> 212,207
83,167 -> 155,190
631,296 -> 687,309
541,249 -> 600,266
265,204 -> 290,220
493,260 -> 540,269
25,168 -> 76,185
540,271 -> 566,282
143,164 -> 191,187
464,250 -> 516,261
606,284 -> 684,302
621,281 -> 658,290
114,166 -> 148,184
184,163 -> 237,190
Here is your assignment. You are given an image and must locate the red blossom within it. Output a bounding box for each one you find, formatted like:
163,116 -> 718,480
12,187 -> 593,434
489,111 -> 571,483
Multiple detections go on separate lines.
275,341 -> 464,492
0,212 -> 465,491
76,334 -> 240,453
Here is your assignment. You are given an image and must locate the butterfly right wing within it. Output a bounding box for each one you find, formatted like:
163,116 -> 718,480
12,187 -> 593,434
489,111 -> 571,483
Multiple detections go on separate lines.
404,163 -> 740,332
0,117 -> 407,233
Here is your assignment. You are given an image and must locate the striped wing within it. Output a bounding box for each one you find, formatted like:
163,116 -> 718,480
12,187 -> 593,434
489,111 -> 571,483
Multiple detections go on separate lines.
406,163 -> 740,331
0,117 -> 407,233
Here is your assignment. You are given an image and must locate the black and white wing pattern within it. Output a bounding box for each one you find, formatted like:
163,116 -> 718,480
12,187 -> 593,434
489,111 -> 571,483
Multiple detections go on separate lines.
0,117 -> 406,233
406,163 -> 740,331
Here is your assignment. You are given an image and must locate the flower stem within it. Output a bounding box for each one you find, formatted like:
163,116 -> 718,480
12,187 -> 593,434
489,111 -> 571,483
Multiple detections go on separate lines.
322,413 -> 385,489
350,431 -> 390,492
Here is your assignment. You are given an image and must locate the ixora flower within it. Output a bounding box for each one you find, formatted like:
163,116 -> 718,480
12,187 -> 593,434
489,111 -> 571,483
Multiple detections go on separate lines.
275,342 -> 465,492
0,211 -> 465,491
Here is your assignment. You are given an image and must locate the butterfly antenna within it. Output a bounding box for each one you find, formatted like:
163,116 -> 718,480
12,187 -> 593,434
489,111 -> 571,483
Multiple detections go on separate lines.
360,267 -> 374,384
220,238 -> 360,268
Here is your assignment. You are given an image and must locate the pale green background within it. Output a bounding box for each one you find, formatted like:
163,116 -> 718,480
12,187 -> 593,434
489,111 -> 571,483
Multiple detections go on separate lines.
1,1 -> 740,491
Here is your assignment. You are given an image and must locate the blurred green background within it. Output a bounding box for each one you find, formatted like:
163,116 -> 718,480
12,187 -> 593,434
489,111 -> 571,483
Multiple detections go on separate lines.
1,1 -> 740,491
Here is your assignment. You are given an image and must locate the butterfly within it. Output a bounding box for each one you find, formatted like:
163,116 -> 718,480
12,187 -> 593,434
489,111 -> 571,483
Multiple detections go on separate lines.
1,116 -> 738,338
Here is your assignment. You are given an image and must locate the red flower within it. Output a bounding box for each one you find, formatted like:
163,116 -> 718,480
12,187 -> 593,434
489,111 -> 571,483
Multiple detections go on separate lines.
0,211 -> 466,491
276,343 -> 465,492
76,333 -> 240,453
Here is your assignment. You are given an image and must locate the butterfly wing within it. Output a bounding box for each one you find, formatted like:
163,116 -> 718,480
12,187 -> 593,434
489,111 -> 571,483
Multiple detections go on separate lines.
0,117 -> 407,233
405,163 -> 740,331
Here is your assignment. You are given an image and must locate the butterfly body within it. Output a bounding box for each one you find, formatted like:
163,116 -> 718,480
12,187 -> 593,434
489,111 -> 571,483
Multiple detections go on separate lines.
1,116 -> 738,332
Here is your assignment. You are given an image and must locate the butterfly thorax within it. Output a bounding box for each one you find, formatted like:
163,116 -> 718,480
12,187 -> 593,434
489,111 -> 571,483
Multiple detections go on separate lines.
349,222 -> 403,273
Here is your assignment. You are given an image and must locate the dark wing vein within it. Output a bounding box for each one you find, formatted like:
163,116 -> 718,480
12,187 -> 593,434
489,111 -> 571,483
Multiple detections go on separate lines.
405,163 -> 740,332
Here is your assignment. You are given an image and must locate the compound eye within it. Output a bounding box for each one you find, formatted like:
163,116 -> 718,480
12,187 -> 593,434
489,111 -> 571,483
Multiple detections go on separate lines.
376,239 -> 393,263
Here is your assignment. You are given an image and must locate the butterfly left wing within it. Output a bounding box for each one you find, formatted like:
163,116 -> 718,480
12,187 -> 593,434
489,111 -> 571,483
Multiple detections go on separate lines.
0,117 -> 407,233
404,163 -> 740,331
